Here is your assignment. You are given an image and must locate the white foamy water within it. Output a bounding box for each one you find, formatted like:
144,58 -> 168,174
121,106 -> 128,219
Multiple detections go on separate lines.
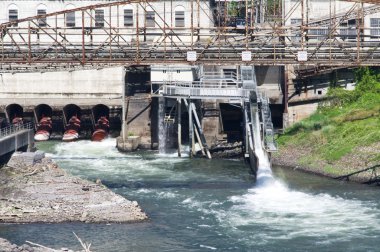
52,138 -> 126,158
33,139 -> 380,251
222,164 -> 380,245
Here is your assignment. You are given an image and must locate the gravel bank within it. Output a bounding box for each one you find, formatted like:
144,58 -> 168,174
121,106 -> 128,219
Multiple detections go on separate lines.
0,152 -> 147,223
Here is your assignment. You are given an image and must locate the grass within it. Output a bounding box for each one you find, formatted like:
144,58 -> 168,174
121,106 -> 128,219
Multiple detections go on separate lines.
278,75 -> 380,168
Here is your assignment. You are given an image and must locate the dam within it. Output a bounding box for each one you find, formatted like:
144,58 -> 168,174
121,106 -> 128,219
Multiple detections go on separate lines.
1,1 -> 380,251
0,63 -> 278,177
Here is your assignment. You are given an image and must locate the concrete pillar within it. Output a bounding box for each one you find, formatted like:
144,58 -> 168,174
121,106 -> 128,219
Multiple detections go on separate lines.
177,98 -> 182,157
189,100 -> 194,158
121,67 -> 128,141
283,65 -> 289,129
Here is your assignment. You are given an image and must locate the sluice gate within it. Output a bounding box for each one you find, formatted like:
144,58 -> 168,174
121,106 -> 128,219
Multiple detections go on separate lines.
0,104 -> 121,141
153,65 -> 278,177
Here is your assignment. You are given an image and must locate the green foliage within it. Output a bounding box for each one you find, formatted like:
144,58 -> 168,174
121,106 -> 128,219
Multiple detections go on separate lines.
325,67 -> 380,108
279,68 -> 380,163
228,2 -> 239,17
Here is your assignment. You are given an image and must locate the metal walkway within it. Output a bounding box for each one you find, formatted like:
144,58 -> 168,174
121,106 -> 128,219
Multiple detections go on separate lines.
0,123 -> 34,157
154,65 -> 277,176
1,1 -> 380,73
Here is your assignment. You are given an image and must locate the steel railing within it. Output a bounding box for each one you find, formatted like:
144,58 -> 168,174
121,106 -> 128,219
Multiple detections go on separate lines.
0,122 -> 33,139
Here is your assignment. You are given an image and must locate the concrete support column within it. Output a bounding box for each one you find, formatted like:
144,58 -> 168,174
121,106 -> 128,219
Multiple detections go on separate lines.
177,98 -> 182,157
121,67 -> 128,141
189,100 -> 194,158
283,65 -> 289,129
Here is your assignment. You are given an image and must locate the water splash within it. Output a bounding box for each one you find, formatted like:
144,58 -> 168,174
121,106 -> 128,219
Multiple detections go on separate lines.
158,97 -> 166,154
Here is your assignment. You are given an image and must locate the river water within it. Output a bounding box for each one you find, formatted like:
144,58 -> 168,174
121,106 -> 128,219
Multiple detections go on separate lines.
1,139 -> 380,251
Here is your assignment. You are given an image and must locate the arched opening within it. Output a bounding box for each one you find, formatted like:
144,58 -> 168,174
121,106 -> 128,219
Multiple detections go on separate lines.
34,104 -> 52,122
34,104 -> 53,141
36,3 -> 47,27
5,104 -> 23,124
91,104 -> 110,141
175,6 -> 185,27
63,104 -> 81,124
92,104 -> 110,121
8,4 -> 18,26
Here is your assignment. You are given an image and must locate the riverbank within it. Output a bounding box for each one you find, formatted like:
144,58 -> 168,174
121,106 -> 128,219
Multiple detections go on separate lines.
0,152 -> 147,223
272,142 -> 380,183
273,68 -> 380,184
0,237 -> 80,252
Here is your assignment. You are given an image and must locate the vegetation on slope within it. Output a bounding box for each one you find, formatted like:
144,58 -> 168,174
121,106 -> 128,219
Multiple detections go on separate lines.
276,68 -> 380,178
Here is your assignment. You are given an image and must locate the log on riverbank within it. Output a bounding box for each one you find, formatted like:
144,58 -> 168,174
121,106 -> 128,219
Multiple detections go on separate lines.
0,152 -> 147,223
272,143 -> 380,184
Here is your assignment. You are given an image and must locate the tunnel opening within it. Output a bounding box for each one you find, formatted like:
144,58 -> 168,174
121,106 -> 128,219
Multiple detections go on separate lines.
33,104 -> 53,141
63,104 -> 81,124
34,104 -> 53,121
92,104 -> 110,122
6,104 -> 24,125
62,104 -> 82,141
91,104 -> 110,141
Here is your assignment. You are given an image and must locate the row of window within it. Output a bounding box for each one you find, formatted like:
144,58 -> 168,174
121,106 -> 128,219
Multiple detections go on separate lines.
8,9 -> 186,28
291,18 -> 380,40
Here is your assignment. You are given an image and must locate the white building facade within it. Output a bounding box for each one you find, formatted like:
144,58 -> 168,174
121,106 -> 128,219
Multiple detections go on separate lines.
283,0 -> 380,42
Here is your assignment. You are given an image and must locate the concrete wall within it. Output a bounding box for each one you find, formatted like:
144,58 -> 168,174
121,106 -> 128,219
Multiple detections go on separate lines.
256,66 -> 283,104
151,66 -> 196,83
125,94 -> 152,148
287,102 -> 319,126
0,67 -> 124,107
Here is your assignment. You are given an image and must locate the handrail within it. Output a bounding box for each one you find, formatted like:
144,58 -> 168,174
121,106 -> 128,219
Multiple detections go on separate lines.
0,122 -> 33,138
153,80 -> 242,89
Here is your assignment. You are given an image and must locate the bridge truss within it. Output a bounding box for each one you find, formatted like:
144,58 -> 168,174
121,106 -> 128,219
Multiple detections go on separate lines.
1,0 -> 380,74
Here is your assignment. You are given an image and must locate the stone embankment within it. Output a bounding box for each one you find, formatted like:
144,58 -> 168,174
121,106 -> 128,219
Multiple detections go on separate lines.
0,152 -> 147,223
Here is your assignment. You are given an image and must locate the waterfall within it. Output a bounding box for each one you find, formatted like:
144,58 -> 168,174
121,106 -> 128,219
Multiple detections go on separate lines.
158,97 -> 167,154
251,107 -> 273,186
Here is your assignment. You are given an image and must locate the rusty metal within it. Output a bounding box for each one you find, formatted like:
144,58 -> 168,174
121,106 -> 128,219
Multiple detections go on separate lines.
0,0 -> 380,75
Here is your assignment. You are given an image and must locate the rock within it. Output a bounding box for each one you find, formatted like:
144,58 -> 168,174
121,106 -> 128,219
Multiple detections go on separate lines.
7,151 -> 45,169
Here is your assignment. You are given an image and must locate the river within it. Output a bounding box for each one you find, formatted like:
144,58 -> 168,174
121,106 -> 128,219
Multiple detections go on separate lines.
1,139 -> 380,251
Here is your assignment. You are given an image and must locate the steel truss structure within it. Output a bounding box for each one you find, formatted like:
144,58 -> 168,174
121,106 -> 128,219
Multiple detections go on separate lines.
1,0 -> 380,74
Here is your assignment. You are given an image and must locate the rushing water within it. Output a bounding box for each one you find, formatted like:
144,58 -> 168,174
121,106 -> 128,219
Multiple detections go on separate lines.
1,139 -> 380,251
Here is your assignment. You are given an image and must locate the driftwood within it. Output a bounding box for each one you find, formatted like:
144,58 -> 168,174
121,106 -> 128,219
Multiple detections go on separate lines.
334,164 -> 380,184
23,233 -> 92,252
73,232 -> 92,252
26,241 -> 57,251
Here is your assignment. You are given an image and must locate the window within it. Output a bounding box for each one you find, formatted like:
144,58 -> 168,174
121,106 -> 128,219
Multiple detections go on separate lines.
175,8 -> 185,27
309,27 -> 329,41
95,9 -> 104,28
146,11 -> 155,27
9,9 -> 18,26
340,19 -> 357,40
66,12 -> 75,27
370,18 -> 380,40
291,19 -> 302,42
124,9 -> 133,27
37,9 -> 47,27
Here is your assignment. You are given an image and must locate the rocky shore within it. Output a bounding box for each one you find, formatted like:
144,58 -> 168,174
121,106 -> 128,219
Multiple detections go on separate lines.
0,237 -> 78,252
0,152 -> 147,223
